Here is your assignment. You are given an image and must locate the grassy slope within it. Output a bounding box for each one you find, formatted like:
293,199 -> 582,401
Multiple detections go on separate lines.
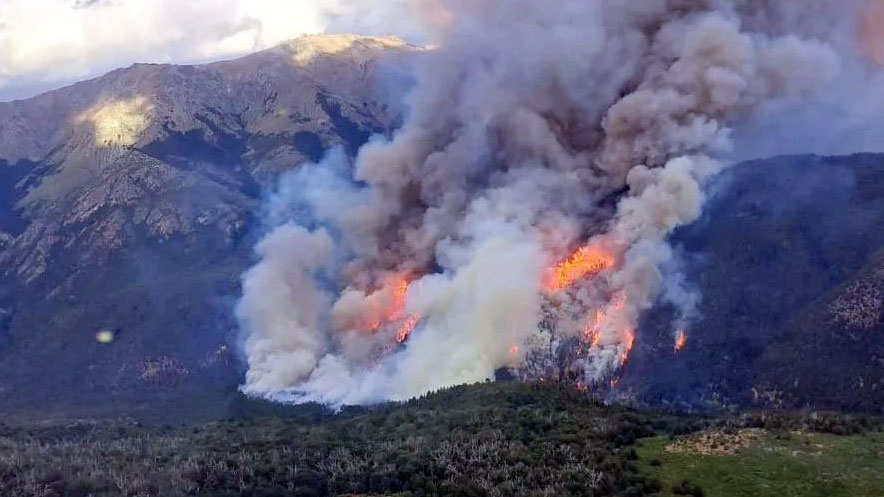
637,430 -> 884,497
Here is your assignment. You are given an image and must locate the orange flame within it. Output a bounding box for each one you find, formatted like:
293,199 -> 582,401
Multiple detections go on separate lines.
391,277 -> 408,312
543,244 -> 614,292
619,328 -> 635,367
674,330 -> 687,352
341,274 -> 422,343
368,275 -> 409,331
583,309 -> 605,347
582,292 -> 629,350
396,314 -> 420,343
388,276 -> 421,342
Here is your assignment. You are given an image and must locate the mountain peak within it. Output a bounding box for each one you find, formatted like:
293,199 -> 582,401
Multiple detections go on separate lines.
278,33 -> 412,65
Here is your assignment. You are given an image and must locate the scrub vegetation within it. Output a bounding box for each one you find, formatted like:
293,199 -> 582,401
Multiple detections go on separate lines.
0,382 -> 878,497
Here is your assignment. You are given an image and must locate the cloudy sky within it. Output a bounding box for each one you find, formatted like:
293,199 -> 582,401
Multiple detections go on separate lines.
0,0 -> 421,101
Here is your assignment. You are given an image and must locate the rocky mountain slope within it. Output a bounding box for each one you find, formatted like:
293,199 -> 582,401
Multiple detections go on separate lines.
0,34 -> 880,416
0,34 -> 414,412
623,154 -> 884,412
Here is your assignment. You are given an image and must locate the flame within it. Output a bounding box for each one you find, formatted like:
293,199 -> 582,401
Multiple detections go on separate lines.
396,314 -> 420,343
507,344 -> 522,367
582,309 -> 605,347
339,274 -> 421,342
542,244 -> 614,292
861,0 -> 884,65
674,330 -> 687,352
579,291 -> 636,374
582,293 -> 629,349
618,328 -> 635,367
542,243 -> 639,379
363,274 -> 408,330
388,277 -> 421,343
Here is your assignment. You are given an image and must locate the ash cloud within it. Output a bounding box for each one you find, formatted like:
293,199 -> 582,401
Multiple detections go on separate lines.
237,0 -> 862,406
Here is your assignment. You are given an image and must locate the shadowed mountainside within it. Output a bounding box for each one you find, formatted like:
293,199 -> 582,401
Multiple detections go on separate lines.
0,34 -> 415,414
623,154 -> 884,413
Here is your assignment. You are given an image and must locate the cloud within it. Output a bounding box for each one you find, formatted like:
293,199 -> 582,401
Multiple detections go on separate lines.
0,0 -> 418,101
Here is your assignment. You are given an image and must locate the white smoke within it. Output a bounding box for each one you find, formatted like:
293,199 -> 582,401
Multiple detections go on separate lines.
237,0 -> 848,406
238,225 -> 335,393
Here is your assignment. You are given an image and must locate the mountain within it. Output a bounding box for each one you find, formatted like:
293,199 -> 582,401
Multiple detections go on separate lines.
0,34 -> 415,414
0,34 -> 881,417
623,154 -> 884,413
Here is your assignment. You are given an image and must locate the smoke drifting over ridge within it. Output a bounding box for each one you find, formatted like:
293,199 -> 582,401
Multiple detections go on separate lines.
237,0 -> 853,406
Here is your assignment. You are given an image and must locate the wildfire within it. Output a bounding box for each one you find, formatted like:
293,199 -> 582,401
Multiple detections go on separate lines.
542,244 -> 614,292
581,292 -> 630,350
381,275 -> 422,343
365,277 -> 405,331
619,328 -> 635,367
578,291 -> 636,375
674,330 -> 687,352
390,277 -> 408,313
396,314 -> 420,343
338,274 -> 421,343
582,309 -> 605,347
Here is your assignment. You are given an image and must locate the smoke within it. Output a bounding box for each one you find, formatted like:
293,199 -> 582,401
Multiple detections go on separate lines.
730,0 -> 884,158
237,0 -> 849,406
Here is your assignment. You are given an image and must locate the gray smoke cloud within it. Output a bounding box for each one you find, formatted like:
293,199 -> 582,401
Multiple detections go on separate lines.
237,0 -> 857,406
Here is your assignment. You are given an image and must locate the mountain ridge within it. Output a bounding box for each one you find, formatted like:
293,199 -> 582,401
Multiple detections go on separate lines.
0,34 -> 415,411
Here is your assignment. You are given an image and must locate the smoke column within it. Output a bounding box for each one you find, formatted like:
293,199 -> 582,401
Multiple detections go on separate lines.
237,0 -> 847,406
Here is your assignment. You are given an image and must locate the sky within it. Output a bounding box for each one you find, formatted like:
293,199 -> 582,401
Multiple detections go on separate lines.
0,0 -> 419,101
2,0 -> 883,156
